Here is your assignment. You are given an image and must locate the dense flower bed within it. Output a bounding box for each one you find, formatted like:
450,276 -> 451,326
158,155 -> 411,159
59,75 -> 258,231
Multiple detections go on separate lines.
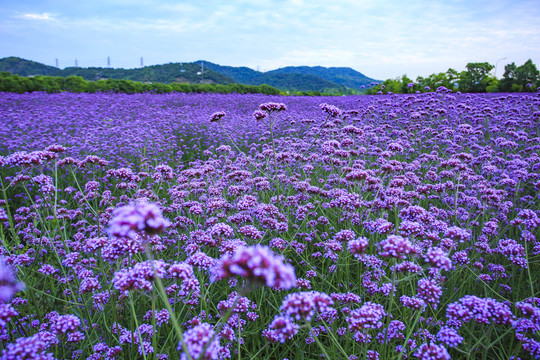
0,90 -> 539,359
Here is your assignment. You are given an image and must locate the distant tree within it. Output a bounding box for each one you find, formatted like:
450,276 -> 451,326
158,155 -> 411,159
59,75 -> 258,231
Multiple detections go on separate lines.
486,78 -> 499,93
400,74 -> 414,93
429,72 -> 449,90
64,76 -> 87,92
515,59 -> 539,88
257,84 -> 281,95
499,60 -> 538,92
0,74 -> 23,93
460,62 -> 494,92
500,62 -> 517,92
444,68 -> 460,90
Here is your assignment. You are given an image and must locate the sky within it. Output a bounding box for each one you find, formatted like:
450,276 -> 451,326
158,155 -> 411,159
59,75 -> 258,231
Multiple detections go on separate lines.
1,0 -> 539,80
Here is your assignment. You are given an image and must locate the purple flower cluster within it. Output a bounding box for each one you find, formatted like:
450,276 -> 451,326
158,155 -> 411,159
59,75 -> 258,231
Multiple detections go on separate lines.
400,296 -> 427,311
51,314 -> 82,337
209,111 -> 226,122
177,323 -> 225,360
347,302 -> 386,332
169,262 -> 201,302
0,258 -> 25,304
279,291 -> 335,321
424,248 -> 452,271
436,326 -> 463,347
413,342 -> 451,360
446,295 -> 514,327
348,237 -> 370,254
319,103 -> 342,117
211,245 -> 296,289
252,110 -> 267,121
417,278 -> 443,308
379,235 -> 417,259
0,333 -> 56,360
113,260 -> 168,292
108,201 -> 170,239
262,315 -> 299,344
259,102 -> 287,113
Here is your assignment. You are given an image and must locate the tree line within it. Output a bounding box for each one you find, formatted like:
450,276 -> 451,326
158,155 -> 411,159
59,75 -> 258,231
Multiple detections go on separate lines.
365,59 -> 539,94
0,72 -> 282,95
2,59 -> 538,96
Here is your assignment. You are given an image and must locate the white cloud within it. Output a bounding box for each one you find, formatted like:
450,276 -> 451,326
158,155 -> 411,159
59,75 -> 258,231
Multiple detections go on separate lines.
19,13 -> 55,21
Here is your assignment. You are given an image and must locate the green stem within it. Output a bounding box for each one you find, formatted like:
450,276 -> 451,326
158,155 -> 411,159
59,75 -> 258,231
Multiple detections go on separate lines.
129,292 -> 148,360
144,246 -> 193,360
0,177 -> 20,251
307,323 -> 332,359
397,309 -> 423,360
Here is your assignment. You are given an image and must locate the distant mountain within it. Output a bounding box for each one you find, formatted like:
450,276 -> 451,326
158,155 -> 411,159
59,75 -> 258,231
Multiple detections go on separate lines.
0,57 -> 233,85
267,66 -> 378,90
59,62 -> 234,85
199,61 -> 348,92
0,57 -> 380,92
0,57 -> 61,76
196,62 -> 260,84
256,72 -> 347,93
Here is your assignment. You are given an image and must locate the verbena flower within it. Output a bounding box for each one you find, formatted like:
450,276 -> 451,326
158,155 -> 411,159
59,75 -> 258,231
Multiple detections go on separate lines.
217,291 -> 251,315
413,342 -> 451,360
279,291 -> 334,321
209,111 -> 226,122
0,258 -> 25,304
376,320 -> 406,344
113,260 -> 168,292
211,245 -> 296,289
348,237 -> 369,255
416,278 -> 443,308
319,103 -> 342,117
177,323 -> 223,360
400,295 -> 427,311
262,315 -> 299,343
51,314 -> 81,334
259,102 -> 287,113
379,235 -> 417,259
0,333 -> 56,360
424,247 -> 452,271
446,295 -> 514,327
436,326 -> 463,347
0,303 -> 18,328
253,110 -> 267,121
108,201 -> 170,239
347,302 -> 386,332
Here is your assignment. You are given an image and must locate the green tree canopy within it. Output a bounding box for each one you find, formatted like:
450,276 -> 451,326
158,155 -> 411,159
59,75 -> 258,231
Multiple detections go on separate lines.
460,62 -> 495,92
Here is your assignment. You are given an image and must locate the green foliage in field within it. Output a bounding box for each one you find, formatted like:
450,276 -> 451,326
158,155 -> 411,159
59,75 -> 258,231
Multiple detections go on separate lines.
0,72 -> 283,95
365,59 -> 539,94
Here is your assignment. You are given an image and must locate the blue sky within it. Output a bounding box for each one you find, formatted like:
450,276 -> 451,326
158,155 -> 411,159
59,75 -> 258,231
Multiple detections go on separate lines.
1,0 -> 539,80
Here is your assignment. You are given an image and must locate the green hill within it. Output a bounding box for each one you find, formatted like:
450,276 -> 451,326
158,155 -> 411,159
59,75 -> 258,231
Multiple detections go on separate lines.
0,57 -> 380,92
196,62 -> 261,84
267,66 -> 378,89
59,62 -> 235,84
0,57 -> 61,76
0,57 -> 233,85
199,61 -> 349,93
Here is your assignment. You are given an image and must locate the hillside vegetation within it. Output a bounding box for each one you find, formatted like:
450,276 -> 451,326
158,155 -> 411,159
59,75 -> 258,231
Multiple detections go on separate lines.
0,57 -> 378,93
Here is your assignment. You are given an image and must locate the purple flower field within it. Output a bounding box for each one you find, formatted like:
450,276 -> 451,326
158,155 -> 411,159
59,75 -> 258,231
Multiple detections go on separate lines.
0,90 -> 539,359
